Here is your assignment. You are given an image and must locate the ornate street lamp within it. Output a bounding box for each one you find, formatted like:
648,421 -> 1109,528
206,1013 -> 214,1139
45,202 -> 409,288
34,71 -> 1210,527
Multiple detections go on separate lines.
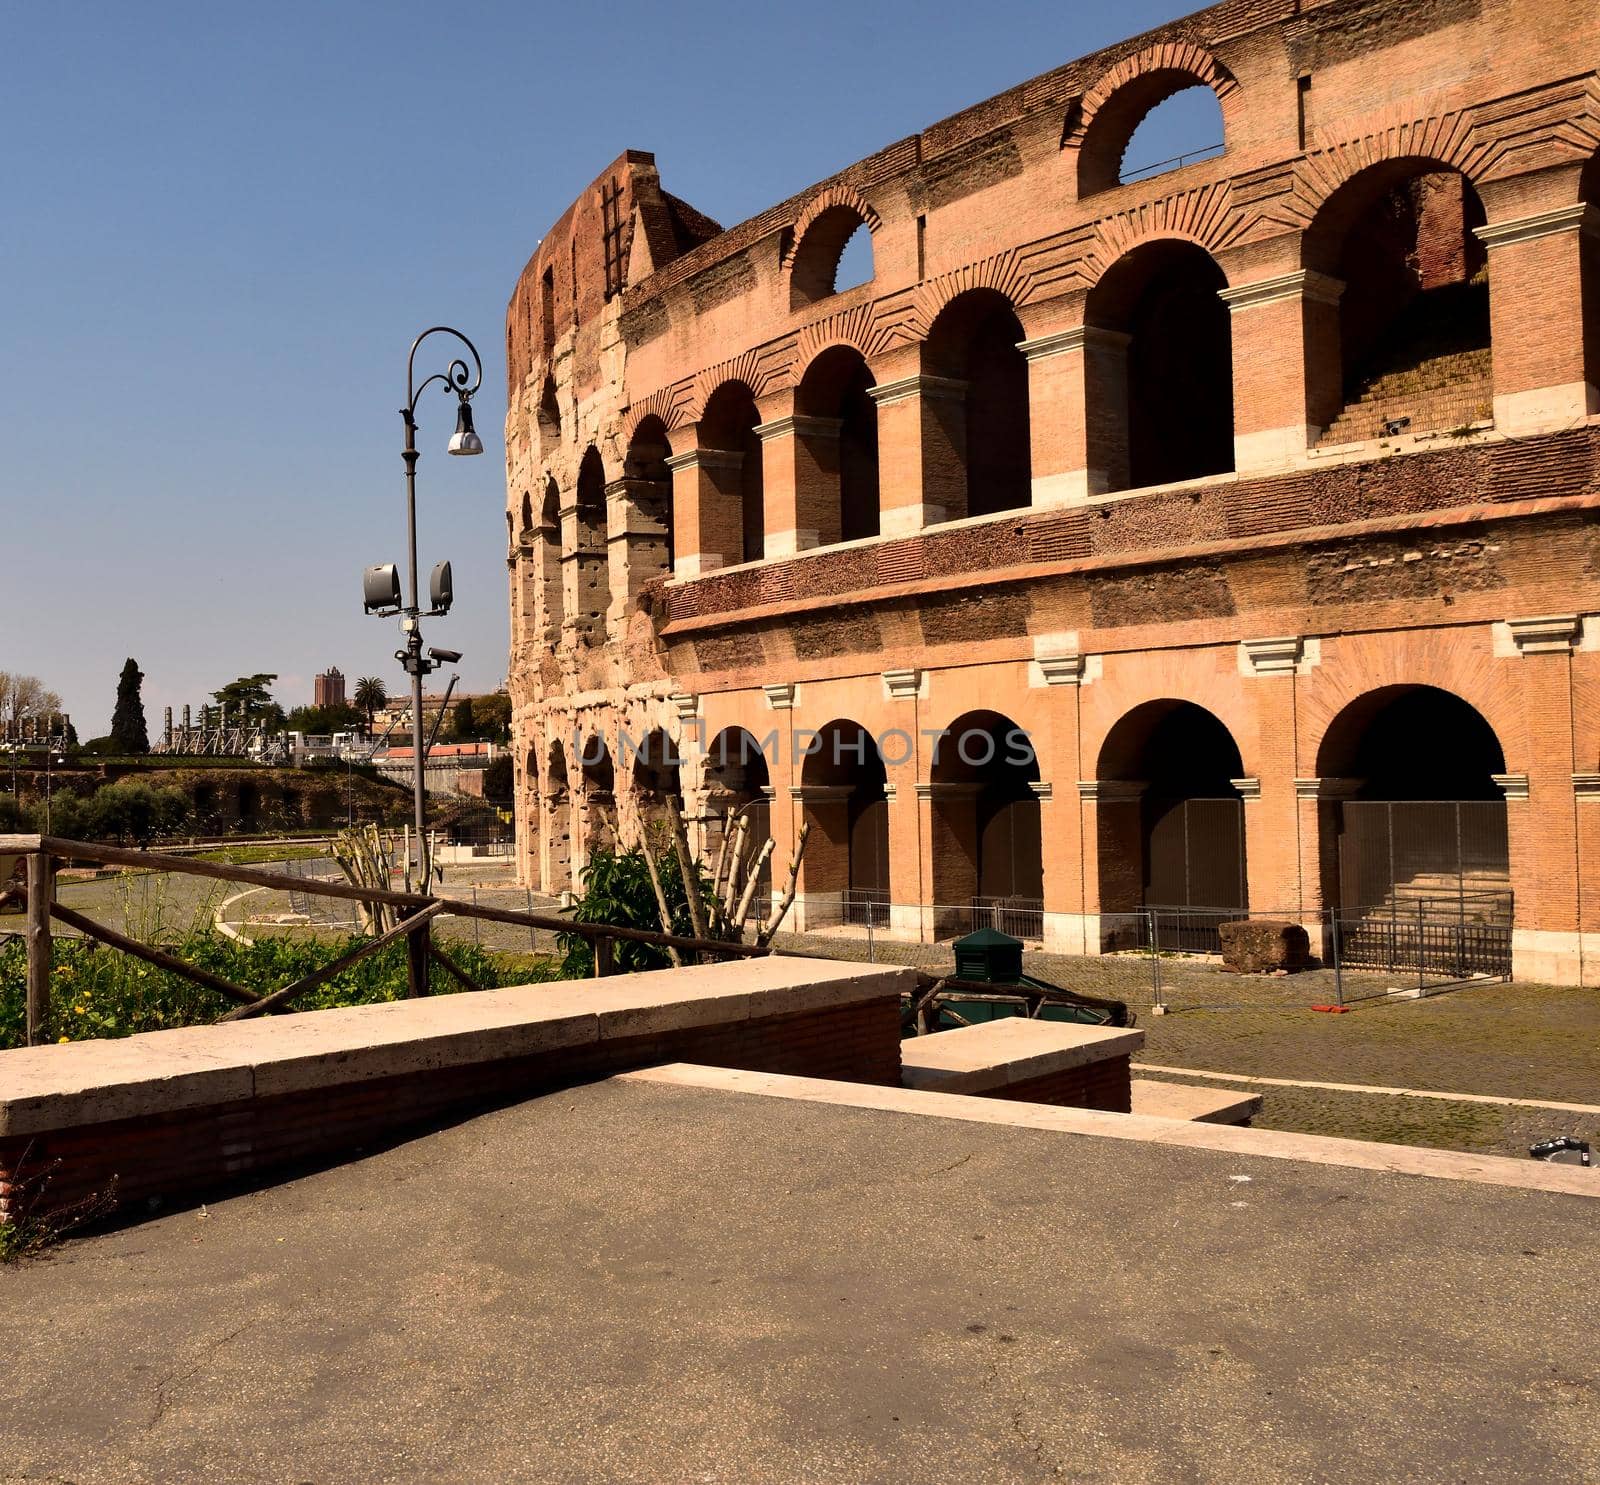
363,325 -> 483,890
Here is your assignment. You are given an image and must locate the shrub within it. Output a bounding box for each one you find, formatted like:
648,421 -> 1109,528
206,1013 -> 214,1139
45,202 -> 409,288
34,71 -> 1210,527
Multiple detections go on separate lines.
559,844 -> 705,977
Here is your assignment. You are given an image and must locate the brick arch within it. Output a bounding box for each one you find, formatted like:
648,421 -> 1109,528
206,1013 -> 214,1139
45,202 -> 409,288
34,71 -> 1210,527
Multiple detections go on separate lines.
793,304 -> 879,379
1082,663 -> 1256,781
1066,39 -> 1240,198
1298,632 -> 1526,776
783,183 -> 882,272
686,342 -> 797,424
622,384 -> 695,441
907,252 -> 1028,342
1083,184 -> 1244,283
1281,106 -> 1487,235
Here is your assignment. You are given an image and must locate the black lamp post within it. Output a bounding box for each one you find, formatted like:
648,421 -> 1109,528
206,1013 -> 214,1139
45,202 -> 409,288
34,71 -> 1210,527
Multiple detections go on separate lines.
363,326 -> 483,890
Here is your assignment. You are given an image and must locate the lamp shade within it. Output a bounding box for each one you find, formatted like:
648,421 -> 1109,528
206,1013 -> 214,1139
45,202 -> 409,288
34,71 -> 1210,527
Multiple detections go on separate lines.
448,399 -> 484,456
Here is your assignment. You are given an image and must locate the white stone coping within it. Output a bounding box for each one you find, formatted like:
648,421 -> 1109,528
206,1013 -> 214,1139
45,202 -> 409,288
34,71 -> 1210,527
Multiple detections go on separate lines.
1131,1078 -> 1261,1125
899,1017 -> 1145,1094
0,958 -> 914,1138
624,1065 -> 1600,1200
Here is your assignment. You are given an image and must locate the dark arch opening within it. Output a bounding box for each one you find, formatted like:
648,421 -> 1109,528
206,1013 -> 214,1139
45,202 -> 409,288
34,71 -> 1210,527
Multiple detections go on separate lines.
537,375 -> 560,440
1314,686 -> 1510,962
790,206 -> 875,306
1087,240 -> 1234,491
631,727 -> 682,807
1079,70 -> 1229,197
539,477 -> 564,641
1095,700 -> 1247,948
797,346 -> 880,545
580,733 -> 616,858
925,290 -> 1031,522
624,417 -> 675,581
705,727 -> 773,907
1306,163 -> 1491,443
700,381 -> 765,564
544,739 -> 571,895
574,447 -> 608,643
931,710 -> 1043,939
799,720 -> 889,927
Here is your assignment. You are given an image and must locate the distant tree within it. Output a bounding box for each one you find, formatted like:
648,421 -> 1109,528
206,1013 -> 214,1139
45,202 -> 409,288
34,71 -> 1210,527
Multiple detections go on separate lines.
109,658 -> 150,754
353,676 -> 387,730
285,701 -> 364,735
0,672 -> 64,738
211,674 -> 285,732
470,692 -> 511,743
482,754 -> 512,802
451,698 -> 475,740
85,779 -> 190,848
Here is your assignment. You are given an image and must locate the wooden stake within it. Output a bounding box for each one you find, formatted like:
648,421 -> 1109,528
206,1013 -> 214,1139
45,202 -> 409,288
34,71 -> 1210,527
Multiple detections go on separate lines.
25,851 -> 55,1046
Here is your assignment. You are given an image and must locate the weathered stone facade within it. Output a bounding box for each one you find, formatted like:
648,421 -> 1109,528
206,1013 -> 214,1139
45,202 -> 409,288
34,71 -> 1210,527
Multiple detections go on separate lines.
506,0 -> 1600,984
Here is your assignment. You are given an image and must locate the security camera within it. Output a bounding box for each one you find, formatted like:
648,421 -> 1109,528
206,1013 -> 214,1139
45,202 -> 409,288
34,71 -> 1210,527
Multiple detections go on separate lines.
428,647 -> 463,664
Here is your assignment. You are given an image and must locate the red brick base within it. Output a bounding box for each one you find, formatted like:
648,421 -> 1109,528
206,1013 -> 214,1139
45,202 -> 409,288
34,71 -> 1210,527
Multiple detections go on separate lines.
0,997 -> 901,1223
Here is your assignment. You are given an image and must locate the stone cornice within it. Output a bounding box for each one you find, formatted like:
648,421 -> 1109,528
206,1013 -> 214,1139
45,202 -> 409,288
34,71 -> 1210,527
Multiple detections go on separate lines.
1016,326 -> 1130,361
753,414 -> 843,443
1036,653 -> 1087,686
1475,203 -> 1600,249
1506,614 -> 1581,656
866,373 -> 968,408
1218,269 -> 1344,311
1492,772 -> 1530,801
1078,779 -> 1145,802
665,449 -> 743,472
1241,635 -> 1304,675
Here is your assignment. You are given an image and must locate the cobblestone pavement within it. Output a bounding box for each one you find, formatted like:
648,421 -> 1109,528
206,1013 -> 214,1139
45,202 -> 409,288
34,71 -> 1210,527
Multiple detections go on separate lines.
45,863 -> 1600,1161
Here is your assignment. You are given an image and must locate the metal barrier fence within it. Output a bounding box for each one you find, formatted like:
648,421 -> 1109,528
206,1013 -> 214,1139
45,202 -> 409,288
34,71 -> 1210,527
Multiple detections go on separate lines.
778,895 -> 1514,1009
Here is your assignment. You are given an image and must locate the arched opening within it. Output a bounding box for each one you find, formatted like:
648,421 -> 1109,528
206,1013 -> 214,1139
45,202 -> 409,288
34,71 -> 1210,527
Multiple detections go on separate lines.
930,711 -> 1043,940
1085,240 -> 1234,492
1118,84 -> 1226,185
790,206 -> 875,307
699,381 -> 764,564
537,375 -> 560,440
797,720 -> 889,928
574,447 -> 608,643
925,289 -> 1031,521
580,732 -> 616,858
796,346 -> 880,545
630,727 -> 682,811
237,781 -> 260,831
516,491 -> 537,639
1582,150 -> 1600,413
1094,700 -> 1247,953
623,417 -> 674,585
539,478 -> 564,642
1306,163 -> 1491,444
705,726 -> 772,908
1314,687 -> 1510,972
544,739 -> 571,896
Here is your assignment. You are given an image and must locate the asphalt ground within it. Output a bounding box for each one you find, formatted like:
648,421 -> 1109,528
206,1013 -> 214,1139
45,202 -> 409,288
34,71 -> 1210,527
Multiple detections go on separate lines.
3,1076 -> 1596,1484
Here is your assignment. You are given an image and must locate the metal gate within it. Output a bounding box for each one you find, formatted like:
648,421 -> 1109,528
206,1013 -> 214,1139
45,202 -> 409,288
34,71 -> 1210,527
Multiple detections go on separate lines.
1334,800 -> 1511,977
1144,796 -> 1246,953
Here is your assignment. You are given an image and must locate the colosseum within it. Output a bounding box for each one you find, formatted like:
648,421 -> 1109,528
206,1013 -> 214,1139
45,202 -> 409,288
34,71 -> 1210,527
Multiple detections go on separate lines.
503,0 -> 1600,986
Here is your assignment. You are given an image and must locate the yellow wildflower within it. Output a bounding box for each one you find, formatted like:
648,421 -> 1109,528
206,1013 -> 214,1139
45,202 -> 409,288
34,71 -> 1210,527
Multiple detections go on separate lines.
57,1035 -> 70,1044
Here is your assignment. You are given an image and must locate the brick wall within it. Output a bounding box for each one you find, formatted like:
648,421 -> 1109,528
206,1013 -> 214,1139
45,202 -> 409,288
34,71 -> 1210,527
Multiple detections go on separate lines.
0,998 -> 901,1225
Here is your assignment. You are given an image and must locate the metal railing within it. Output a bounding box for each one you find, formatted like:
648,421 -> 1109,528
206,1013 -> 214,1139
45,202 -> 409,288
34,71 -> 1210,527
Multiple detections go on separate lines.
1,833 -> 773,1047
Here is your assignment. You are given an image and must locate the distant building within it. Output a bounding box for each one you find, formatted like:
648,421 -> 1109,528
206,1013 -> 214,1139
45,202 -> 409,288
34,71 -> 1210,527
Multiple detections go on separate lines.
314,667 -> 346,709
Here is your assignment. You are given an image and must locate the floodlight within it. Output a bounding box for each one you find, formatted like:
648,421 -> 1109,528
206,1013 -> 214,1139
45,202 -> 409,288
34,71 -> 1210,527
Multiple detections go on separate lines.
363,563 -> 402,614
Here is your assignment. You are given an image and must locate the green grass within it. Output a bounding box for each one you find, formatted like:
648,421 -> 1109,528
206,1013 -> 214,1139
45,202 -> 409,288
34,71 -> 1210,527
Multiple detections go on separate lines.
188,843 -> 330,866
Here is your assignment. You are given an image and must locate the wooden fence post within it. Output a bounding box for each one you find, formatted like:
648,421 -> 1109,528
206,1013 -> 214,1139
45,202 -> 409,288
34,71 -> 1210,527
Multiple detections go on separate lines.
593,935 -> 613,979
405,910 -> 430,998
26,849 -> 55,1046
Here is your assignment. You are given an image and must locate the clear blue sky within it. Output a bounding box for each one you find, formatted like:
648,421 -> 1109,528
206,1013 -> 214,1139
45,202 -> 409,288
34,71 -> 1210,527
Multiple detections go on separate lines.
5,0 -> 1210,738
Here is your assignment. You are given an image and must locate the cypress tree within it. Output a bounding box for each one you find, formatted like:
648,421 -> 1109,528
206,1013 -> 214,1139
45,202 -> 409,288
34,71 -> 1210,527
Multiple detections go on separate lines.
110,658 -> 149,754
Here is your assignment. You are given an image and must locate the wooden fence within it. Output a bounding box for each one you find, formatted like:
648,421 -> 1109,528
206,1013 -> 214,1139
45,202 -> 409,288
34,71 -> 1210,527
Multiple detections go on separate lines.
0,834 -> 769,1046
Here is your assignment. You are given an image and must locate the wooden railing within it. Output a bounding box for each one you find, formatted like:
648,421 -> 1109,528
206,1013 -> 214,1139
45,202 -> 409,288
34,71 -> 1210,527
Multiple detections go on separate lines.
0,835 -> 770,1047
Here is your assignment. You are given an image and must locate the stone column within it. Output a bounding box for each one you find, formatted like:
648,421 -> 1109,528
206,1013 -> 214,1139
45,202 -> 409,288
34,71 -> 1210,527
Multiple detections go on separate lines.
1576,772 -> 1600,988
867,370 -> 968,534
605,471 -> 671,614
1029,647 -> 1088,952
1238,636 -> 1311,918
667,444 -> 744,577
1293,777 -> 1356,962
1500,614 -> 1582,983
756,413 -> 844,556
880,668 -> 925,941
1475,190 -> 1599,430
1219,271 -> 1345,468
